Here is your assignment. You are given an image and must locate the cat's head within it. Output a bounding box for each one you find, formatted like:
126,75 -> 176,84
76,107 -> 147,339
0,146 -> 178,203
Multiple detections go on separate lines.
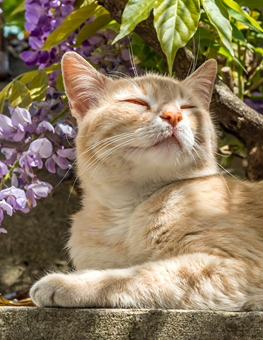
62,52 -> 218,186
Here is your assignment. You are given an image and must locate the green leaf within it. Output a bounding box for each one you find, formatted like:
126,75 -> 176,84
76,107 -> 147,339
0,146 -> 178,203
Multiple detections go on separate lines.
234,0 -> 263,8
0,93 -> 7,114
10,0 -> 26,16
231,22 -> 254,51
103,20 -> 120,32
201,0 -> 233,56
231,22 -> 246,43
56,72 -> 65,92
19,63 -> 61,84
223,0 -> 263,33
131,33 -> 152,58
93,6 -> 109,17
0,83 -> 12,101
113,0 -> 156,43
74,0 -> 85,10
255,47 -> 263,56
154,0 -> 200,75
193,26 -> 211,40
29,71 -> 49,101
200,8 -> 211,25
40,3 -> 98,51
0,63 -> 61,107
200,39 -> 247,72
75,13 -> 112,47
9,80 -> 32,108
19,70 -> 41,85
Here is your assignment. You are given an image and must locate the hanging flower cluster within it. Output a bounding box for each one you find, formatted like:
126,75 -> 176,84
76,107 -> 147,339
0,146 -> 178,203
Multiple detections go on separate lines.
0,100 -> 75,232
0,0 -> 137,233
20,0 -> 134,73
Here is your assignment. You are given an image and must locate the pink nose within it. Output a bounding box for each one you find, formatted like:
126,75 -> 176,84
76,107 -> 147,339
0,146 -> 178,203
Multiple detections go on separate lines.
161,107 -> 183,127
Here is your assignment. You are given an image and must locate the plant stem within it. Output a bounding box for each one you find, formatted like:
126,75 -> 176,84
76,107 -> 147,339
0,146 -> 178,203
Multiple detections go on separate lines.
50,107 -> 69,124
237,41 -> 244,101
242,28 -> 250,65
246,94 -> 263,100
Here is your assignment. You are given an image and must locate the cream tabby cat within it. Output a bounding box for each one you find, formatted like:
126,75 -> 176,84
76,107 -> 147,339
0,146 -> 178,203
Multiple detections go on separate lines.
30,52 -> 263,311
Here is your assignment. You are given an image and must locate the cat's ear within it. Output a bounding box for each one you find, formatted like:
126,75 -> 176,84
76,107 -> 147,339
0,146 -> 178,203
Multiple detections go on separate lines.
182,59 -> 217,110
62,52 -> 111,121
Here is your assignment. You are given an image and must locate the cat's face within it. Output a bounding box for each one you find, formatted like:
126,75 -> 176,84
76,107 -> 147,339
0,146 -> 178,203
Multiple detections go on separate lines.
62,52 -> 218,185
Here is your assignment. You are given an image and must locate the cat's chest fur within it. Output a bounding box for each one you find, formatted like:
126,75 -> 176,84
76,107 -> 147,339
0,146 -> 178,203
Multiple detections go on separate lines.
68,175 -> 263,271
67,179 -> 181,268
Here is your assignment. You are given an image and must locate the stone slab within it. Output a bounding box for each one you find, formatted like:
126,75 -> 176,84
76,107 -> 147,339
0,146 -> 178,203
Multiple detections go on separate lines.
1,307 -> 263,340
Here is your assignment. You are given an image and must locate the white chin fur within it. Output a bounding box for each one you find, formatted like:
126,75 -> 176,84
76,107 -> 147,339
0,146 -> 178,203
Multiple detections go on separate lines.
120,119 -> 196,181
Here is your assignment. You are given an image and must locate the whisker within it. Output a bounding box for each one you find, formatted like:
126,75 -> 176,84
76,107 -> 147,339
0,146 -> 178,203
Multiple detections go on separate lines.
55,132 -> 136,191
107,70 -> 132,79
88,138 -> 139,182
216,163 -> 232,194
68,138 -> 136,201
128,36 -> 138,77
76,134 -> 137,178
193,141 -> 232,193
216,162 -> 239,181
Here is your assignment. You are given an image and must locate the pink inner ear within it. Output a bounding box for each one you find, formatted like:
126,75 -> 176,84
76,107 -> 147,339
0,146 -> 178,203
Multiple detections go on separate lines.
183,59 -> 217,109
62,52 -> 108,121
62,56 -> 92,120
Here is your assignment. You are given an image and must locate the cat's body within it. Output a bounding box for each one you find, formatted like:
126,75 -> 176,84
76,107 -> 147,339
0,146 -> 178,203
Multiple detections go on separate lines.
71,175 -> 263,271
30,52 -> 263,311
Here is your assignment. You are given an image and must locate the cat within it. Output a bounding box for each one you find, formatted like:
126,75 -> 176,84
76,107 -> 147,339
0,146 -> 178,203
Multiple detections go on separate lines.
30,51 -> 263,311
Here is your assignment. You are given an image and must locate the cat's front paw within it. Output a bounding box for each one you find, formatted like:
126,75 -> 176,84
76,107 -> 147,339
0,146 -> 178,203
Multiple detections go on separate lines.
30,273 -> 84,307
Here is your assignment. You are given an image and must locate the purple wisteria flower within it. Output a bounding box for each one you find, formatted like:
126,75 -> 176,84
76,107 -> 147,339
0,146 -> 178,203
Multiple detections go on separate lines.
57,124 -> 77,138
21,0 -> 76,68
19,138 -> 53,171
21,0 -> 137,78
45,156 -> 56,173
57,147 -> 75,160
1,148 -> 19,166
53,154 -> 71,169
45,147 -> 75,172
0,161 -> 8,177
0,187 -> 27,211
37,121 -> 55,133
0,0 -> 137,230
11,173 -> 24,189
26,180 -> 52,208
0,107 -> 32,141
0,199 -> 13,232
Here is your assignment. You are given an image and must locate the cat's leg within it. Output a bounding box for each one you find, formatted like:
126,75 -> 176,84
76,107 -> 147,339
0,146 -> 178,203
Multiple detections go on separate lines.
30,253 -> 263,311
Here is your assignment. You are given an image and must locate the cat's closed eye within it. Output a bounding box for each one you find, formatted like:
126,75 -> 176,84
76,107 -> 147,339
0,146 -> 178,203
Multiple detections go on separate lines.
122,99 -> 149,108
180,105 -> 196,110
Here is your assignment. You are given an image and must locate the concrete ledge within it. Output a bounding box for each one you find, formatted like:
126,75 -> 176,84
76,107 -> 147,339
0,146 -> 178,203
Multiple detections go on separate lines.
1,307 -> 263,340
